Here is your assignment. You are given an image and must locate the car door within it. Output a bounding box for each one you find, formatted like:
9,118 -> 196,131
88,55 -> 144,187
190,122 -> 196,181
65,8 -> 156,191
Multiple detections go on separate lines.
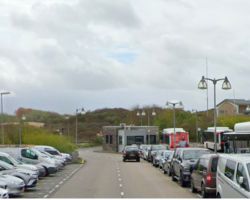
175,150 -> 182,177
235,162 -> 250,198
172,149 -> 179,176
196,158 -> 206,191
192,159 -> 200,189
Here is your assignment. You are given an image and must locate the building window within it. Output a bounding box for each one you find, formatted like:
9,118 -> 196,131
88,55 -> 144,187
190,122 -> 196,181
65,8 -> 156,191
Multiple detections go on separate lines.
106,135 -> 109,144
119,136 -> 122,145
110,135 -> 113,144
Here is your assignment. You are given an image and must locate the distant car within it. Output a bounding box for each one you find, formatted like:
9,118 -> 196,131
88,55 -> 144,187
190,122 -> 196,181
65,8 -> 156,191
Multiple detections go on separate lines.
159,150 -> 174,170
122,146 -> 140,162
190,154 -> 218,198
139,145 -> 150,159
163,151 -> 174,176
152,150 -> 165,167
148,145 -> 166,162
171,147 -> 211,187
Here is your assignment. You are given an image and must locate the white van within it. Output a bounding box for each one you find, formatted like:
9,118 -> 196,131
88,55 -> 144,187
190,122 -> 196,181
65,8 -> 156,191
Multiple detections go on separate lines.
217,154 -> 250,198
0,147 -> 57,175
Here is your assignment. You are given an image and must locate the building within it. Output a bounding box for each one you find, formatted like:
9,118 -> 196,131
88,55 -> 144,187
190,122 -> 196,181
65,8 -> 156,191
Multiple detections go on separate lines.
217,99 -> 250,116
102,124 -> 159,152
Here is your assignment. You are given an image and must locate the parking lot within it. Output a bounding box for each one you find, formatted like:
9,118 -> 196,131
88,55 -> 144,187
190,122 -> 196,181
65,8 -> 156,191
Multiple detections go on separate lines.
21,163 -> 83,198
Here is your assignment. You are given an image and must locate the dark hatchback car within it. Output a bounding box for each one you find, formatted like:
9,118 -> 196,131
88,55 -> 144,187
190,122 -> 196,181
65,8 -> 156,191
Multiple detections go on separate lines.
190,154 -> 218,198
122,146 -> 140,162
171,148 -> 210,187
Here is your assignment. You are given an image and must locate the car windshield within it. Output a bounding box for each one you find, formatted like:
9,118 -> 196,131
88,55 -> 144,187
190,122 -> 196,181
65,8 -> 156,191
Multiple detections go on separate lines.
246,163 -> 250,177
152,145 -> 164,150
164,151 -> 173,159
7,156 -> 22,165
125,147 -> 138,151
183,150 -> 210,160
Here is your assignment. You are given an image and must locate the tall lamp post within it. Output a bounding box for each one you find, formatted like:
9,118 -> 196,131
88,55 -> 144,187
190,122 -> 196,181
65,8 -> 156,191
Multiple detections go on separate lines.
136,110 -> 146,126
65,116 -> 70,138
198,76 -> 231,153
1,91 -> 10,145
166,100 -> 183,149
192,109 -> 199,143
75,108 -> 85,145
19,115 -> 26,146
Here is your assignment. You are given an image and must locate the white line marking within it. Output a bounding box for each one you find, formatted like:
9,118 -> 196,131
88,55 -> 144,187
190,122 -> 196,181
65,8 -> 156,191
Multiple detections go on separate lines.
59,181 -> 64,185
118,178 -> 122,182
121,192 -> 124,196
118,174 -> 121,177
43,195 -> 48,198
119,184 -> 122,187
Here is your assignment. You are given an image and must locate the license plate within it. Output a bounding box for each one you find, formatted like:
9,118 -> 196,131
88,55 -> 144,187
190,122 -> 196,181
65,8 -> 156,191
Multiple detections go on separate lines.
130,153 -> 134,156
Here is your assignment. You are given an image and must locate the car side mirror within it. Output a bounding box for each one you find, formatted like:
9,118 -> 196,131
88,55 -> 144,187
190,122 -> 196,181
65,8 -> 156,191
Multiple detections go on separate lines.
238,176 -> 244,185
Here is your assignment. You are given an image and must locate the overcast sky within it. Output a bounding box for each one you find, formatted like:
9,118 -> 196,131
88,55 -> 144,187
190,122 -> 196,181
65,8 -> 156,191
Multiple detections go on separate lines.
1,0 -> 250,115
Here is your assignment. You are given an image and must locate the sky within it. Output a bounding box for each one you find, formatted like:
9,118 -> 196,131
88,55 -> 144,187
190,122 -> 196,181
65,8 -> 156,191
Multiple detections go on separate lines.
0,0 -> 250,115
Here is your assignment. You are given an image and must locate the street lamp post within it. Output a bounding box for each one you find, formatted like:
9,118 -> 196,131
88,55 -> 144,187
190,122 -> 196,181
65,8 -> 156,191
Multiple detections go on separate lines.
198,76 -> 231,153
192,109 -> 199,143
75,108 -> 85,145
166,101 -> 183,149
19,115 -> 26,146
1,91 -> 10,145
65,116 -> 70,138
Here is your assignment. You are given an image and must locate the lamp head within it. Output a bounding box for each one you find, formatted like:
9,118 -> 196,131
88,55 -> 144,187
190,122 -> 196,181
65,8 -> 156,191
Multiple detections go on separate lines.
222,76 -> 231,90
141,111 -> 146,116
198,76 -> 208,89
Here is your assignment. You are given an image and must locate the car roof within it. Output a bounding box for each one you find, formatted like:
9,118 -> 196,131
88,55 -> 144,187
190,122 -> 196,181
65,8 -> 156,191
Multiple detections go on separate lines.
218,153 -> 250,163
178,147 -> 208,151
199,153 -> 218,159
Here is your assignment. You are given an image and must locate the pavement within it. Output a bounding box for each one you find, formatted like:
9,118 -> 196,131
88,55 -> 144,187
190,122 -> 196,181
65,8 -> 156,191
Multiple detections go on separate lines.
51,147 -> 198,198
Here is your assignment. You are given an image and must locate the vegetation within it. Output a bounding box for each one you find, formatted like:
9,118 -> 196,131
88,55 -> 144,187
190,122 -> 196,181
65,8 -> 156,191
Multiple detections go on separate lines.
1,106 -> 250,147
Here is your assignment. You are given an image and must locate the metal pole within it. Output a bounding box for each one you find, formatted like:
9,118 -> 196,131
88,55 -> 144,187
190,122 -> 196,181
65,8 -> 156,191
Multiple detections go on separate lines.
147,111 -> 150,126
195,111 -> 198,143
213,80 -> 217,153
75,110 -> 78,144
0,94 -> 3,144
140,115 -> 142,126
173,104 -> 176,149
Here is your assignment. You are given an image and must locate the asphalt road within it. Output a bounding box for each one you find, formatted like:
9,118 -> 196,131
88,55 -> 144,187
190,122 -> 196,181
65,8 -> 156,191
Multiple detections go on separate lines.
52,147 -> 198,198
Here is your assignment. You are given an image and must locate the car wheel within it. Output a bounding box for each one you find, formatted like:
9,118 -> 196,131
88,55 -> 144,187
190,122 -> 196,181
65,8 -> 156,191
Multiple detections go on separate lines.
167,168 -> 171,176
171,170 -> 176,181
190,179 -> 196,193
201,183 -> 208,198
216,193 -> 221,198
137,158 -> 140,162
179,172 -> 185,187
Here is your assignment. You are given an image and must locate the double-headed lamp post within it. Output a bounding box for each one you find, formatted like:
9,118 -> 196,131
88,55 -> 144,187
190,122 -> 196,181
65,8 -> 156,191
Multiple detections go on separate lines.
75,108 -> 85,145
1,91 -> 10,145
166,100 -> 183,149
198,76 -> 231,153
136,110 -> 146,126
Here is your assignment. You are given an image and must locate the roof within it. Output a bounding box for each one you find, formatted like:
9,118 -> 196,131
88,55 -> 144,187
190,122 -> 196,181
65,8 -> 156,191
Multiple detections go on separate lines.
218,154 -> 250,163
163,128 -> 186,134
218,99 -> 250,106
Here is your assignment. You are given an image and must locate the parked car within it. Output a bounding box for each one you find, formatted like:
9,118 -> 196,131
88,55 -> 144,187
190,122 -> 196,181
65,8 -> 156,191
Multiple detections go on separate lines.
0,160 -> 38,188
159,150 -> 174,170
0,174 -> 25,196
152,150 -> 165,167
0,148 -> 57,176
122,146 -> 140,162
216,154 -> 250,198
0,188 -> 8,198
171,147 -> 210,187
139,145 -> 150,159
190,154 -> 218,198
147,145 -> 166,162
0,152 -> 43,177
163,151 -> 174,176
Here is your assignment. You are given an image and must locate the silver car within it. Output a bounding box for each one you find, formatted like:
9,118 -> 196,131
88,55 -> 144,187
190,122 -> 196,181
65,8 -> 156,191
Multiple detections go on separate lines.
0,160 -> 37,188
0,188 -> 8,198
0,174 -> 25,196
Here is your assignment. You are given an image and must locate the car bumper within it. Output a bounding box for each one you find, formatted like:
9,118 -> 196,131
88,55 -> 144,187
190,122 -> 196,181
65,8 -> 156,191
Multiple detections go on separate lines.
8,185 -> 25,196
25,178 -> 37,188
205,187 -> 216,193
182,172 -> 191,182
47,166 -> 57,175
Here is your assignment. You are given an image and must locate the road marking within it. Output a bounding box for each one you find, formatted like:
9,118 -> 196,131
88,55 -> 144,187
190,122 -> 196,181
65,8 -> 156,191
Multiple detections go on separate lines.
43,195 -> 48,198
59,181 -> 64,185
119,184 -> 123,187
118,178 -> 122,182
118,174 -> 121,177
121,192 -> 124,197
197,194 -> 202,198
